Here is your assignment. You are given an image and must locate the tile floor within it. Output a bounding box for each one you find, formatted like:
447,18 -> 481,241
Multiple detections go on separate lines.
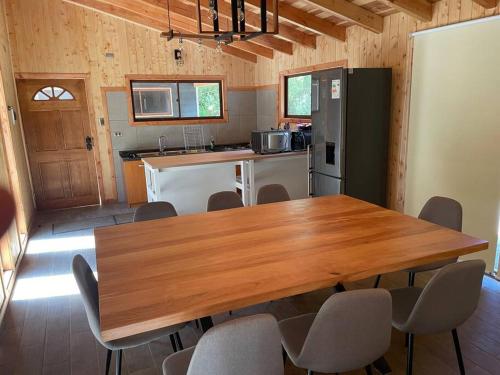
1,204 -> 500,374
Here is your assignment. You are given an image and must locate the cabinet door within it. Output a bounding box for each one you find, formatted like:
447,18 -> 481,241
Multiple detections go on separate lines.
122,161 -> 148,206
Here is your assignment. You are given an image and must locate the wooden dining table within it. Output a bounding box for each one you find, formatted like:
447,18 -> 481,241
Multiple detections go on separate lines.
94,195 -> 488,345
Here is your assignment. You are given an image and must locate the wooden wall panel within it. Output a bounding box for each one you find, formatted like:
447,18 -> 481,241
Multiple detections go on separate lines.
4,0 -> 256,202
0,0 -> 33,233
255,0 -> 500,211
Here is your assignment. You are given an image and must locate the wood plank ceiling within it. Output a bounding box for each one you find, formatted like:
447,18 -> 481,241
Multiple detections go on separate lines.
64,0 -> 499,62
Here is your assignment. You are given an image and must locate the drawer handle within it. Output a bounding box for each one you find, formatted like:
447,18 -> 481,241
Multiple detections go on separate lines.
138,164 -> 144,168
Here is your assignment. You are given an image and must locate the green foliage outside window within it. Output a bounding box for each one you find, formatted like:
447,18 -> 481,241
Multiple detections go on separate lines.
286,74 -> 311,117
196,84 -> 221,117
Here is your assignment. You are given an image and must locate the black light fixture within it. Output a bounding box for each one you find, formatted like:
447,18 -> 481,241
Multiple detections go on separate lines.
161,0 -> 279,47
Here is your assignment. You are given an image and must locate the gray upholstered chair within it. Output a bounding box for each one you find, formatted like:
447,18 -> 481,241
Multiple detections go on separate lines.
162,314 -> 283,375
133,201 -> 178,222
391,260 -> 485,375
406,196 -> 463,285
280,289 -> 392,375
72,255 -> 186,375
257,184 -> 290,205
374,196 -> 463,288
207,191 -> 244,212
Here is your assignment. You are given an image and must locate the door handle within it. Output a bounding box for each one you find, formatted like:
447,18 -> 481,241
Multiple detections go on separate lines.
85,136 -> 94,151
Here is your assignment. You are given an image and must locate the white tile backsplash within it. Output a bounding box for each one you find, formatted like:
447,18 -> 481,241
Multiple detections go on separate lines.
107,89 -> 260,202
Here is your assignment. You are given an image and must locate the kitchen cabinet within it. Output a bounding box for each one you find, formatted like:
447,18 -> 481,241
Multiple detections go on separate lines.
122,160 -> 147,206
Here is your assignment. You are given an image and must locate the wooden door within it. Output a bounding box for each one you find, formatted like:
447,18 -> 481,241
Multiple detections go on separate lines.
17,79 -> 99,210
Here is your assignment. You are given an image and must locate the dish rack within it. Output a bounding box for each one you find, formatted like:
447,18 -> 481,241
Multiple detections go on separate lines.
183,125 -> 206,152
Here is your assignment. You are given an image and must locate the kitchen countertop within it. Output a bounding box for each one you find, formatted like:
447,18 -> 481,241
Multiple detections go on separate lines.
143,149 -> 307,169
119,143 -> 251,161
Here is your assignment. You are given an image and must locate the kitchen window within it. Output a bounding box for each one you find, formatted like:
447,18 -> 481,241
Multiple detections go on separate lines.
284,74 -> 312,118
127,76 -> 227,125
279,61 -> 347,123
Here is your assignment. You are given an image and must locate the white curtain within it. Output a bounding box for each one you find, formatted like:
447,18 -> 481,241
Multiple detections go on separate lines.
405,18 -> 500,274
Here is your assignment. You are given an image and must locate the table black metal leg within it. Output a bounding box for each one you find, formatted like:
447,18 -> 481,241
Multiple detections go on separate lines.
334,283 -> 346,293
199,316 -> 214,332
373,356 -> 392,374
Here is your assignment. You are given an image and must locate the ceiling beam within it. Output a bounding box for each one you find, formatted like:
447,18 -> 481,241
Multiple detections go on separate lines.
63,0 -> 258,62
301,0 -> 383,33
472,0 -> 498,8
384,0 -> 433,22
168,0 -> 278,57
245,0 -> 346,42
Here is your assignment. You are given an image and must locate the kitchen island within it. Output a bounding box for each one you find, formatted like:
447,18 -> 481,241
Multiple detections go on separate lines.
142,150 -> 308,214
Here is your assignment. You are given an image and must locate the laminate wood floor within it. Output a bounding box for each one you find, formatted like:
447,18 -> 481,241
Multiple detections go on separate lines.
1,205 -> 499,375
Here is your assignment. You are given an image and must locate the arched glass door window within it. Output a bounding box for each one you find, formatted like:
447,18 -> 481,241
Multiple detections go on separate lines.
33,86 -> 75,101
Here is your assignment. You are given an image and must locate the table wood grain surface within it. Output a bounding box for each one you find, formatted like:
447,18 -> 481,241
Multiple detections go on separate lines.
94,195 -> 488,341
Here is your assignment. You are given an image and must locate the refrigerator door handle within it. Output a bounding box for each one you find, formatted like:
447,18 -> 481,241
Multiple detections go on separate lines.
307,145 -> 314,196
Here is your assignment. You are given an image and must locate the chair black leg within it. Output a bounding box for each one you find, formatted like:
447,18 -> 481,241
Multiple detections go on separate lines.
405,332 -> 409,347
365,364 -> 373,375
407,333 -> 414,375
282,346 -> 287,365
105,349 -> 112,375
175,332 -> 184,350
115,349 -> 122,375
452,329 -> 465,375
374,275 -> 381,288
307,371 -> 314,375
169,334 -> 178,352
408,272 -> 416,287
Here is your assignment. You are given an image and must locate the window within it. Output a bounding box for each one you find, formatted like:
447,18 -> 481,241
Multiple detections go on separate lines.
129,78 -> 224,124
285,74 -> 311,118
33,86 -> 74,101
132,83 -> 175,119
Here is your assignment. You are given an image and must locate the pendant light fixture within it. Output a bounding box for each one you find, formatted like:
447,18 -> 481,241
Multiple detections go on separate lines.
161,0 -> 279,46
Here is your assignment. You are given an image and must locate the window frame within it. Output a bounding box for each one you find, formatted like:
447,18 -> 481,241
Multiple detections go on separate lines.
126,75 -> 228,126
284,73 -> 312,120
278,60 -> 348,124
132,86 -> 174,119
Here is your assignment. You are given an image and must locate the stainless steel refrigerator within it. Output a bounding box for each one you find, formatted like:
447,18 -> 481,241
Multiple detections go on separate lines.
310,68 -> 392,207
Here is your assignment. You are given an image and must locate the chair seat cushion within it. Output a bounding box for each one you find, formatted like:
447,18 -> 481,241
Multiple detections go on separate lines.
390,287 -> 423,332
162,346 -> 195,375
278,313 -> 316,364
107,323 -> 187,350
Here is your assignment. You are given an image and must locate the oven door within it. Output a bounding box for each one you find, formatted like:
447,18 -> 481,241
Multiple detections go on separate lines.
267,133 -> 289,152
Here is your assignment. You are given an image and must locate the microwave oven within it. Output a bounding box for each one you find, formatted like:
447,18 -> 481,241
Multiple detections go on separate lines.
251,130 -> 292,154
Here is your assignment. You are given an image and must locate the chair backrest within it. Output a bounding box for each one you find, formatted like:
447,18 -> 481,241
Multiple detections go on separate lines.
405,259 -> 485,335
207,191 -> 244,212
257,184 -> 290,205
72,254 -> 104,345
133,201 -> 178,222
187,314 -> 283,375
418,196 -> 462,232
297,289 -> 392,374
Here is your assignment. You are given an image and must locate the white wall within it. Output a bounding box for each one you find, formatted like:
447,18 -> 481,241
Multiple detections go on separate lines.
405,18 -> 500,272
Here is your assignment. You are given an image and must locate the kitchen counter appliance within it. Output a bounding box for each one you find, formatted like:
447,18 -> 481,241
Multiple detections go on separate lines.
251,130 -> 291,154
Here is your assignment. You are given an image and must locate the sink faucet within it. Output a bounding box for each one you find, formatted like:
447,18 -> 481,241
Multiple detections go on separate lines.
159,135 -> 168,155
